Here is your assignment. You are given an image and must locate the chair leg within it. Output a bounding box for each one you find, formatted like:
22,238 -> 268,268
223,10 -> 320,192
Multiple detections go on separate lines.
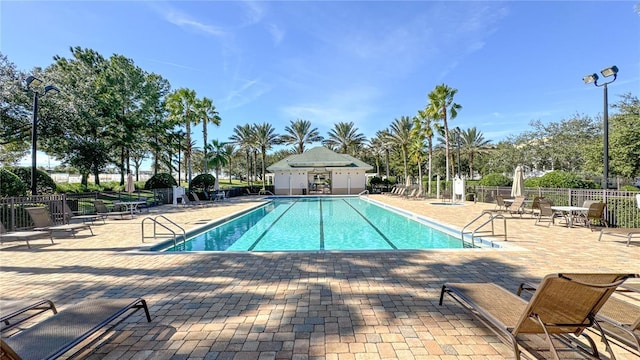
532,313 -> 561,360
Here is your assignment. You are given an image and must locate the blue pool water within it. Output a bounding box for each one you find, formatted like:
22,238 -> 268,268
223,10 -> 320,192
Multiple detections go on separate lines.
162,197 -> 475,252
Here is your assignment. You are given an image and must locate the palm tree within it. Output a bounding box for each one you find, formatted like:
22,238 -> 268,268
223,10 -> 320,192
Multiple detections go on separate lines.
367,136 -> 386,176
166,88 -> 198,188
385,116 -> 414,184
375,129 -> 393,179
196,97 -> 222,173
252,123 -> 280,190
223,143 -> 236,184
426,84 -> 462,182
323,122 -> 367,155
229,124 -> 255,186
280,119 -> 324,154
460,127 -> 492,179
205,139 -> 228,191
408,132 -> 427,194
414,110 -> 437,194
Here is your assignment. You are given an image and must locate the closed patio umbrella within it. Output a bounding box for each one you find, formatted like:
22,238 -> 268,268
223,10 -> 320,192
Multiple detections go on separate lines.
126,173 -> 135,194
511,166 -> 524,197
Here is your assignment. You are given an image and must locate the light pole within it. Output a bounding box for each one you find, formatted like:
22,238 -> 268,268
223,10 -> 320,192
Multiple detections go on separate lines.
26,76 -> 59,195
583,65 -> 618,189
455,127 -> 461,178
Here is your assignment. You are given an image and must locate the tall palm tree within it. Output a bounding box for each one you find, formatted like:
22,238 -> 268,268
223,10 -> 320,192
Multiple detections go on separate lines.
280,119 -> 324,154
375,129 -> 393,179
196,97 -> 222,173
323,122 -> 367,155
252,123 -> 280,190
229,124 -> 255,186
166,88 -> 198,188
384,116 -> 414,184
222,143 -> 236,183
426,84 -> 462,182
408,132 -> 427,194
205,139 -> 228,190
460,127 -> 492,179
367,136 -> 386,176
414,109 -> 437,194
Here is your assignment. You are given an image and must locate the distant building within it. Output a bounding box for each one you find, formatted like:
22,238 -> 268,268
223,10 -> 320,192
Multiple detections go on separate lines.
267,147 -> 373,195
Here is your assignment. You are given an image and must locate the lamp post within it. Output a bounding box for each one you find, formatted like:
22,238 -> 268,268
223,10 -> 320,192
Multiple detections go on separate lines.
455,127 -> 461,178
26,76 -> 59,195
583,65 -> 618,189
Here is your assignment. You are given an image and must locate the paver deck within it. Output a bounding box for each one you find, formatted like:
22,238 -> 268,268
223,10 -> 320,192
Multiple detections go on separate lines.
1,195 -> 638,359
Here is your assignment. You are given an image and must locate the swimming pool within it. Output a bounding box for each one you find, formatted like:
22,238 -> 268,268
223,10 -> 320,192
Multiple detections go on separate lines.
158,197 -> 484,252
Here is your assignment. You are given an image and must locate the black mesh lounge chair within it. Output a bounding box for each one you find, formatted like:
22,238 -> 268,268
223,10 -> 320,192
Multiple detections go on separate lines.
0,298 -> 151,360
25,207 -> 94,237
93,200 -> 131,220
62,202 -> 105,224
439,273 -> 637,360
0,223 -> 54,249
0,299 -> 57,331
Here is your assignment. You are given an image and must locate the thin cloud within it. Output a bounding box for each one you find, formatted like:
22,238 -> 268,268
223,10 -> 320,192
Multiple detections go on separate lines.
267,23 -> 285,45
164,9 -> 226,37
221,78 -> 271,110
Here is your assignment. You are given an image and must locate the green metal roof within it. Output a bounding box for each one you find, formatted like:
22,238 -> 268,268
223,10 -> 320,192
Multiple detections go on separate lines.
267,147 -> 373,171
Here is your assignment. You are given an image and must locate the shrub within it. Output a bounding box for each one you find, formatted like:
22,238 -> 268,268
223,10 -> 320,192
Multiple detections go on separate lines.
620,185 -> 639,192
144,173 -> 177,190
524,177 -> 541,187
369,176 -> 383,186
191,174 -> 216,192
0,169 -> 28,197
536,171 -> 597,189
8,167 -> 57,194
478,173 -> 512,187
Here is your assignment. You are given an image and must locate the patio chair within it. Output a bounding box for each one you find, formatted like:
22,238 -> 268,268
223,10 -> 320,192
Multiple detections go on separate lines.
25,207 -> 94,237
0,223 -> 54,249
403,188 -> 417,199
534,199 -> 562,227
439,273 -> 637,360
93,200 -> 131,220
0,298 -> 151,360
245,188 -> 260,196
577,202 -> 609,230
529,196 -> 544,217
1,299 -> 57,332
495,195 -> 510,211
191,192 -> 214,206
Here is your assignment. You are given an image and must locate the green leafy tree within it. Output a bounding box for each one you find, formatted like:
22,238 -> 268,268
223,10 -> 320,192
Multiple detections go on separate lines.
609,93 -> 640,178
0,169 -> 27,196
0,53 -> 31,164
426,84 -> 462,181
281,119 -> 324,154
9,166 -> 57,194
144,172 -> 177,189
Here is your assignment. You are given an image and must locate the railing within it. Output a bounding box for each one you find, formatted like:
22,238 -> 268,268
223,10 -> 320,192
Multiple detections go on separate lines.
473,186 -> 640,228
141,215 -> 186,250
461,211 -> 508,247
358,190 -> 369,196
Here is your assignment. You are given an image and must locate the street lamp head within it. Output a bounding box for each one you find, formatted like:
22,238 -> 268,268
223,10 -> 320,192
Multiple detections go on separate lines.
26,75 -> 43,89
583,73 -> 598,84
44,85 -> 60,95
600,65 -> 618,78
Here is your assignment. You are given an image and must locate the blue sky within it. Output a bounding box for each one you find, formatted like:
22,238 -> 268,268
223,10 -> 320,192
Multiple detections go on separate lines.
2,1 -> 639,170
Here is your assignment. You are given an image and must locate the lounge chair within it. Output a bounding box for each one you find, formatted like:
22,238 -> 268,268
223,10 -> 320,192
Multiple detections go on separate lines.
25,207 -> 94,237
528,196 -> 545,217
63,202 -> 105,224
1,299 -> 57,331
495,195 -> 509,211
0,223 -> 54,249
245,188 -> 260,196
599,228 -> 640,246
518,278 -> 640,356
440,273 -> 637,360
191,192 -> 214,206
0,298 -> 151,360
93,200 -> 131,220
507,196 -> 527,218
403,188 -> 417,199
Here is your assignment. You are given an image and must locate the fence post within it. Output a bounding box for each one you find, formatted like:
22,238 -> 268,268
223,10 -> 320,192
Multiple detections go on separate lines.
10,197 -> 15,231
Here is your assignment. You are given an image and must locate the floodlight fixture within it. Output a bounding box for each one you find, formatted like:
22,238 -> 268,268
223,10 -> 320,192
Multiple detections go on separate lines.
44,85 -> 60,95
583,73 -> 598,84
26,75 -> 43,89
600,65 -> 618,78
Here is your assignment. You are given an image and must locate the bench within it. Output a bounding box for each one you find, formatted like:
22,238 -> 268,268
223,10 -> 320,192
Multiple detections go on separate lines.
0,298 -> 151,360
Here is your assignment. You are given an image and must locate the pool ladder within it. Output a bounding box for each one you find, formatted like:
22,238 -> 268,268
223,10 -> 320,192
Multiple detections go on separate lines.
142,215 -> 186,250
460,211 -> 508,247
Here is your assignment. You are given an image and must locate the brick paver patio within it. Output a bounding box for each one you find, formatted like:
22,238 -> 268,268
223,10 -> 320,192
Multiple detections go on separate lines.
1,195 -> 638,359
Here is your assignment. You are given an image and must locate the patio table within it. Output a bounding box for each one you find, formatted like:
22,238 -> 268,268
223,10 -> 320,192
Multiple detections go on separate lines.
551,206 -> 589,227
113,201 -> 146,217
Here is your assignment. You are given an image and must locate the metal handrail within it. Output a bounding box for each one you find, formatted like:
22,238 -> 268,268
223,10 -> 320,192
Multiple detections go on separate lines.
141,215 -> 186,250
359,190 -> 369,196
461,211 -> 508,247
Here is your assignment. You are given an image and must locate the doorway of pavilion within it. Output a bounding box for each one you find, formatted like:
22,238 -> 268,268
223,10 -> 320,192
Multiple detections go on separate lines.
308,172 -> 331,195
